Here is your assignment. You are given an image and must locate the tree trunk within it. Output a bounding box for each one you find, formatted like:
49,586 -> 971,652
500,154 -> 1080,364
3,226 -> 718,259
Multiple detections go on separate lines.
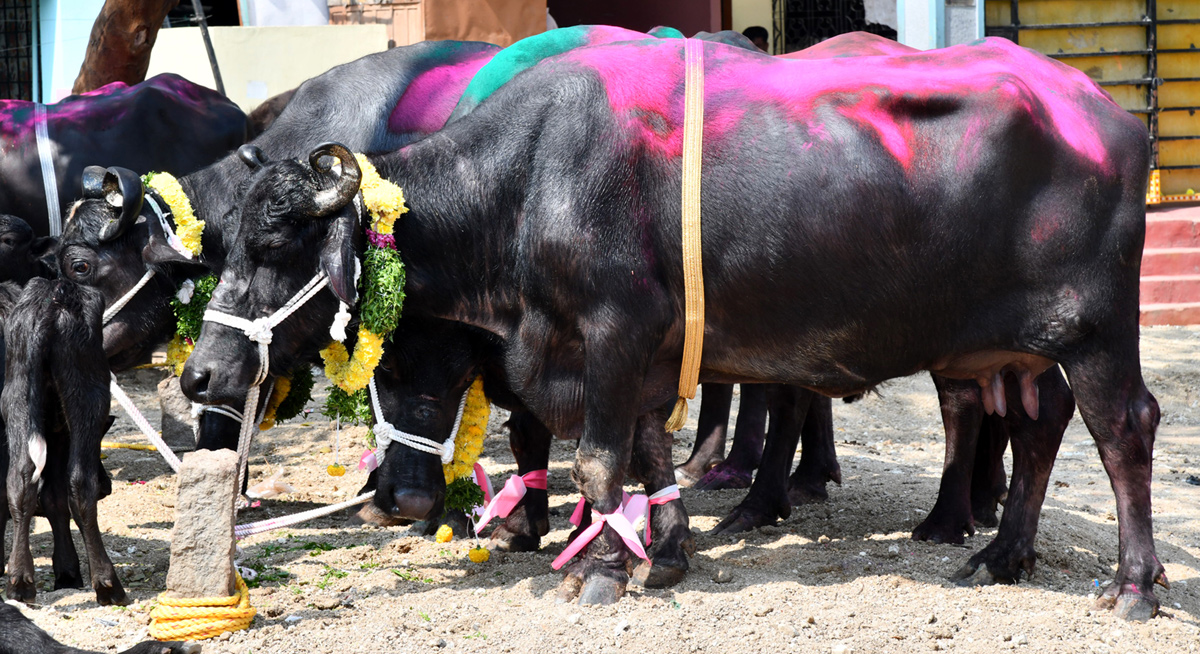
72,0 -> 180,95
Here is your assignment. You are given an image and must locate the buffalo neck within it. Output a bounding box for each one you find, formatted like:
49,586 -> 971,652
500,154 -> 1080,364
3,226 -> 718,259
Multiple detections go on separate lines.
372,135 -> 523,339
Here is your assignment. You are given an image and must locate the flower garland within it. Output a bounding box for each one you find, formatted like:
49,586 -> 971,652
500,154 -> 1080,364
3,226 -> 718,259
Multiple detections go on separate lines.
442,377 -> 490,514
319,153 -> 407,397
143,172 -> 204,256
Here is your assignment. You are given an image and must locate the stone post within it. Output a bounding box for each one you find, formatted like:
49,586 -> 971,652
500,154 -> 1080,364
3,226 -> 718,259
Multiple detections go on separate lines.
165,449 -> 238,598
158,377 -> 197,453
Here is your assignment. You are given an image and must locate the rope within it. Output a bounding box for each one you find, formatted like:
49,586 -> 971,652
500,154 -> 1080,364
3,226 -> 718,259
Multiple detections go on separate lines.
149,574 -> 256,641
34,103 -> 61,237
101,442 -> 157,451
665,38 -> 707,433
234,491 -> 375,539
109,374 -> 181,473
369,376 -> 463,465
101,270 -> 156,325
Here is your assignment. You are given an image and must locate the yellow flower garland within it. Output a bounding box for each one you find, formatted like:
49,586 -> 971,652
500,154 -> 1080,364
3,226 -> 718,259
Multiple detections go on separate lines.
145,172 -> 204,256
165,335 -> 194,377
319,153 -> 407,395
320,328 -> 384,394
353,153 -> 408,235
444,377 -> 489,484
257,377 -> 291,431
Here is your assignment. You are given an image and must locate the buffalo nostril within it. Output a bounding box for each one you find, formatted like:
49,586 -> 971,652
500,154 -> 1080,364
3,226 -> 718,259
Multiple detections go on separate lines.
180,365 -> 211,402
392,490 -> 441,521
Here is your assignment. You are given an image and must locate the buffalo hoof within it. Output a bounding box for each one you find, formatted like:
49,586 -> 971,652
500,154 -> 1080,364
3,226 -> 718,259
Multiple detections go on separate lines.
632,560 -> 688,589
711,500 -> 787,535
95,578 -> 129,607
1092,569 -> 1168,622
674,456 -> 723,488
6,573 -> 36,604
578,573 -> 626,606
786,481 -> 830,506
693,463 -> 753,491
912,511 -> 974,545
488,527 -> 540,553
950,539 -> 1036,587
53,569 -> 86,591
349,502 -> 408,528
971,498 -> 1001,529
554,572 -> 584,604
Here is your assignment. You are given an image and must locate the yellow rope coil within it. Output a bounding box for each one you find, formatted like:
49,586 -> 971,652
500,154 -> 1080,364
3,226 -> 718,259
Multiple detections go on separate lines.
149,574 -> 256,641
665,38 -> 707,433
101,442 -> 158,451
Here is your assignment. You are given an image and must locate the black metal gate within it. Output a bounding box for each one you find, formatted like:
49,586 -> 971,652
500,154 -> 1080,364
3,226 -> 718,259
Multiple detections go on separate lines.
0,0 -> 37,101
987,0 -> 1200,201
772,0 -> 898,54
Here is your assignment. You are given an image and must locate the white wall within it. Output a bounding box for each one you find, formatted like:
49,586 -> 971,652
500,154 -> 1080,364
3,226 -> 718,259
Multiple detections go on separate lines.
731,0 -> 772,51
146,25 -> 389,113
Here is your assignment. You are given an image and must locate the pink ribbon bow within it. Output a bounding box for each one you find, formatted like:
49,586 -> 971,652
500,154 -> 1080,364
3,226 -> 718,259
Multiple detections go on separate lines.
359,450 -> 378,472
472,468 -> 548,532
644,485 -> 680,545
552,494 -> 650,570
569,491 -> 632,528
473,462 -> 495,504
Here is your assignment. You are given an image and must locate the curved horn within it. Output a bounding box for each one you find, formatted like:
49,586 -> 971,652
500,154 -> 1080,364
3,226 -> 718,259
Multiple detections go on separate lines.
81,165 -> 107,199
98,167 -> 145,243
306,142 -> 361,218
238,144 -> 269,170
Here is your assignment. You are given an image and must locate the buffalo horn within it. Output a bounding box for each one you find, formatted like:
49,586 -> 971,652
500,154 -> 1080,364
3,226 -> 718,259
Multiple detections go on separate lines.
306,142 -> 361,218
239,144 -> 269,170
97,167 -> 145,243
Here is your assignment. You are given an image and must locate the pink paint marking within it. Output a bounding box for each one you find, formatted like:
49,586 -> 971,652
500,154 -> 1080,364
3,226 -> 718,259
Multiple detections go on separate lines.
780,31 -> 918,60
389,54 -> 494,135
558,37 -> 1121,172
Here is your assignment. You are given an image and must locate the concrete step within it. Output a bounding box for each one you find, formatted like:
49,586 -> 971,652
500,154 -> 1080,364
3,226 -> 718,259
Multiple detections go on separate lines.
1141,248 -> 1200,276
1146,214 -> 1200,248
1140,301 -> 1200,326
1140,275 -> 1200,304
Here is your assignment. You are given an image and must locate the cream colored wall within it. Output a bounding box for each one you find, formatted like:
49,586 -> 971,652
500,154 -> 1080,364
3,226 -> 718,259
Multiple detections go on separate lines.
147,26 -> 390,113
731,0 -> 773,52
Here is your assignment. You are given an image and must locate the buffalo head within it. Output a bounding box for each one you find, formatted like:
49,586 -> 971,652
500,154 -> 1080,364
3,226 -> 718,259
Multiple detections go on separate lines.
0,214 -> 56,284
180,142 -> 363,405
60,166 -> 206,369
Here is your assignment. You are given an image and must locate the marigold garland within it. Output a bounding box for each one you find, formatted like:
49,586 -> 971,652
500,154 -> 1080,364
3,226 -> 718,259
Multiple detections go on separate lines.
165,335 -> 194,377
257,377 -> 291,431
444,377 -> 490,485
320,328 -> 384,394
143,171 -> 204,256
353,153 -> 408,235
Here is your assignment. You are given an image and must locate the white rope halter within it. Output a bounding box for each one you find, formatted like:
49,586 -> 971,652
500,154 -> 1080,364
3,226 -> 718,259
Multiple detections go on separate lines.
368,376 -> 465,466
99,191 -> 192,326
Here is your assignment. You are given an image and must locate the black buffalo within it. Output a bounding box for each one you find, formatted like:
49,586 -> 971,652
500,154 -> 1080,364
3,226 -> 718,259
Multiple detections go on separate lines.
182,37 -> 1161,618
0,602 -> 196,654
0,75 -> 246,236
0,215 -> 55,285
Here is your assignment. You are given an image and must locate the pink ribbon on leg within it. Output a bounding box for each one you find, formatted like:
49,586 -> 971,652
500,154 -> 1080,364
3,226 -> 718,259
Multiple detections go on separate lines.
473,462 -> 495,504
568,491 -> 632,527
472,469 -> 549,532
644,484 -> 680,545
551,497 -> 650,570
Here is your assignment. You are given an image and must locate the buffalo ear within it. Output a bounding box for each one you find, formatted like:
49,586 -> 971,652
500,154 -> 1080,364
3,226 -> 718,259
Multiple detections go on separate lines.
142,203 -> 209,273
319,200 -> 362,306
97,167 -> 145,243
29,235 -> 56,259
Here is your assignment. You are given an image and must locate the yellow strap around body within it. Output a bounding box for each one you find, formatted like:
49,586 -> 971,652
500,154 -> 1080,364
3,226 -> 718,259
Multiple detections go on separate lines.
664,39 -> 706,433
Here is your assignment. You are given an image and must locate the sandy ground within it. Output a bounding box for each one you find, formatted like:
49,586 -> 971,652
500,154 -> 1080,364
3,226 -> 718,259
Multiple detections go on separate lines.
5,326 -> 1200,654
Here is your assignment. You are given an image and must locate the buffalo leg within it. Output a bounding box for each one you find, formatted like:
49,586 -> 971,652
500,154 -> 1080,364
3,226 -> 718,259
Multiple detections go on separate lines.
489,409 -> 554,552
1062,348 -> 1164,621
674,383 -> 732,486
41,456 -> 83,590
951,367 -> 1073,589
914,375 -> 986,544
970,419 -> 1009,528
694,384 -> 769,490
5,437 -> 39,603
630,414 -> 694,589
711,385 -> 810,535
786,394 -> 841,504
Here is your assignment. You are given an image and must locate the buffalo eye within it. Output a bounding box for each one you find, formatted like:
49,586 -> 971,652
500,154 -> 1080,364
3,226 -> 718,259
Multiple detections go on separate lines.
267,196 -> 290,215
0,236 -> 13,246
71,260 -> 90,275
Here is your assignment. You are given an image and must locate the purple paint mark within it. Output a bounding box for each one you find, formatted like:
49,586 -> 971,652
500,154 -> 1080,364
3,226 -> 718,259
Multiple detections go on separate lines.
389,54 -> 494,135
560,37 -> 1118,171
